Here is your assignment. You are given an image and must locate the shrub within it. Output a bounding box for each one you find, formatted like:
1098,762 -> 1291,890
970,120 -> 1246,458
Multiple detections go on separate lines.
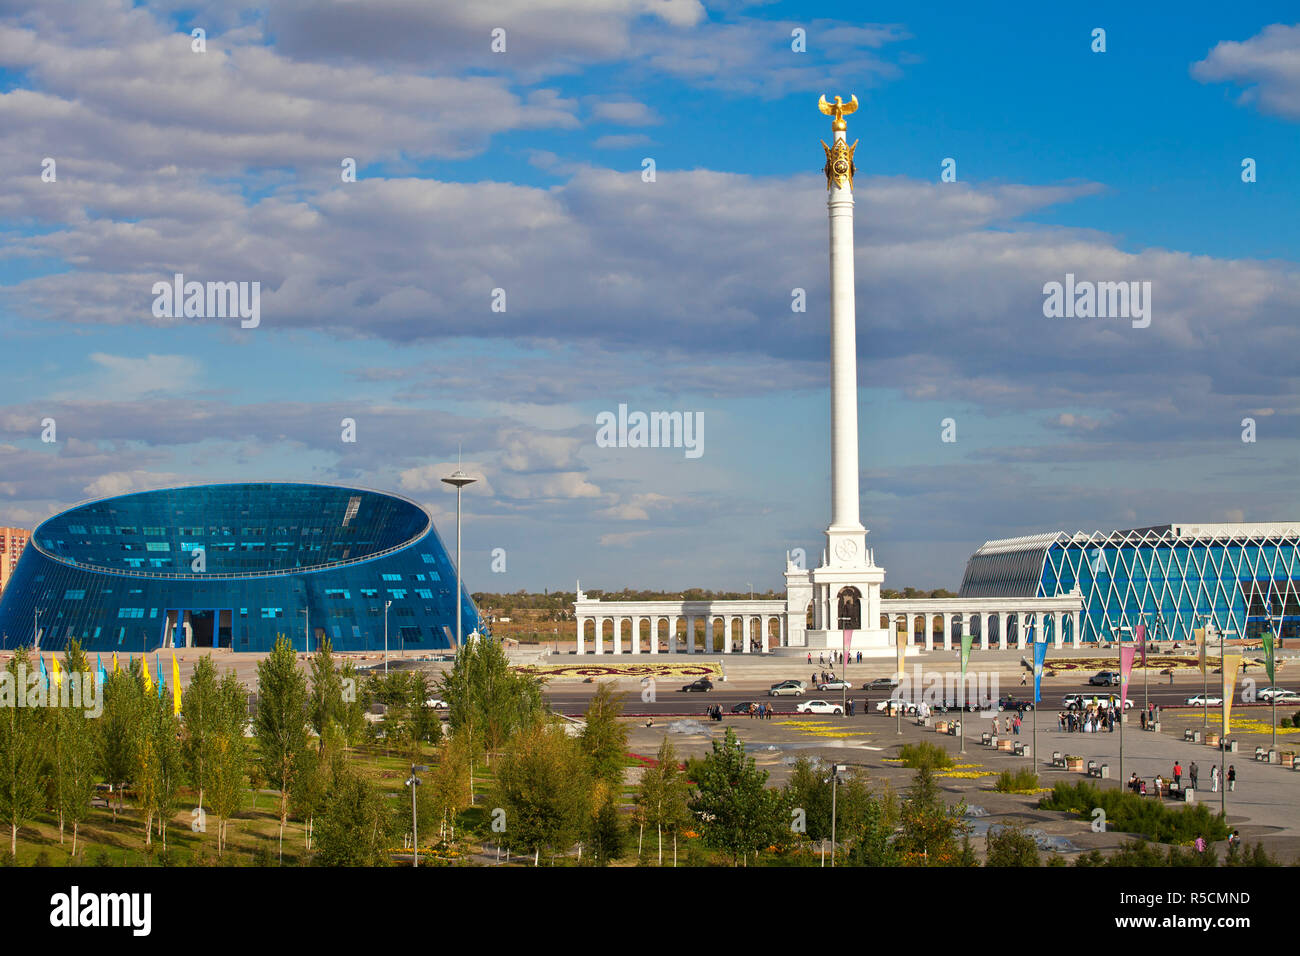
897,741 -> 953,770
994,768 -> 1040,793
986,824 -> 1041,867
1039,781 -> 1229,843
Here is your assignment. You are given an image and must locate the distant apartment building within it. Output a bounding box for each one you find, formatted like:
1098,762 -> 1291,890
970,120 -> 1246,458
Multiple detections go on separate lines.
0,527 -> 31,596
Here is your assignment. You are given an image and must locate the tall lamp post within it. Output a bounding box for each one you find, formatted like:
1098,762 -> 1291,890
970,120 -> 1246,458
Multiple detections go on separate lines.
33,608 -> 40,652
299,606 -> 311,655
384,600 -> 393,675
1118,623 -> 1131,788
407,764 -> 428,867
441,465 -> 478,649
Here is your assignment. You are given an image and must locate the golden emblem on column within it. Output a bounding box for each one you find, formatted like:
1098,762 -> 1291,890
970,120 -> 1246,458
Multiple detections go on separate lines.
819,94 -> 858,190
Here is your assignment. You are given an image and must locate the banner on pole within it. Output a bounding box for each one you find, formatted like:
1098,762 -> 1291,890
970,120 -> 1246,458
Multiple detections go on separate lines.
1194,627 -> 1206,676
1222,653 -> 1241,734
1135,623 -> 1147,667
1032,640 -> 1048,704
960,629 -> 973,676
1119,646 -> 1136,709
895,629 -> 907,681
1263,631 -> 1276,685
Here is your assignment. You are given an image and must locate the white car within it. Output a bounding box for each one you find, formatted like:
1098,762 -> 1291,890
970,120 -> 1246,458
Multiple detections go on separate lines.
1062,694 -> 1132,711
817,678 -> 852,691
797,699 -> 844,715
875,698 -> 919,715
1185,694 -> 1223,707
769,680 -> 806,697
1257,687 -> 1291,702
424,697 -> 449,710
1267,691 -> 1300,705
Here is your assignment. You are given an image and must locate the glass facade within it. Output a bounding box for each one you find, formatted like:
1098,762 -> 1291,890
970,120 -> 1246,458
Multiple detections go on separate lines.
960,524 -> 1300,644
0,482 -> 485,653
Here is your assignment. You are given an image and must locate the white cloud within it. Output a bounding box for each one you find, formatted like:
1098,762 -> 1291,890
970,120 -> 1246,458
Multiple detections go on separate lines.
1193,24 -> 1300,120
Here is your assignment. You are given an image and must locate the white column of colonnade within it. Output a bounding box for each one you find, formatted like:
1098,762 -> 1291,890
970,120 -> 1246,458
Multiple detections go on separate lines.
687,616 -> 696,653
1072,609 -> 1081,647
1054,611 -> 1063,649
723,618 -> 732,654
577,617 -> 586,655
669,616 -> 678,654
982,614 -> 991,650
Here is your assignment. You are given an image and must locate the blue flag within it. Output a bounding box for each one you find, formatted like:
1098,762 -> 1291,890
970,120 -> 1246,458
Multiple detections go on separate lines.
156,656 -> 165,699
38,654 -> 48,688
96,654 -> 107,687
1032,640 -> 1049,704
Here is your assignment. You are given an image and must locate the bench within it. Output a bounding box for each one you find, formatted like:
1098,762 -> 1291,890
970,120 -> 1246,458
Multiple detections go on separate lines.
997,738 -> 1015,752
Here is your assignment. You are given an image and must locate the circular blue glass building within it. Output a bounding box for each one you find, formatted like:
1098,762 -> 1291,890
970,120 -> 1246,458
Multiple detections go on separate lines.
0,482 -> 484,653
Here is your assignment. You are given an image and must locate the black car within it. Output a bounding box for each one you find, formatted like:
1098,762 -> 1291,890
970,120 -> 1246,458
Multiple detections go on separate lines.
863,677 -> 899,690
998,695 -> 1035,711
731,701 -> 758,714
680,678 -> 713,693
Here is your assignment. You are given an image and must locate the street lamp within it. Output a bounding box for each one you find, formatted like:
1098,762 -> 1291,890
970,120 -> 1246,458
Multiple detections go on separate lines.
407,764 -> 429,867
299,606 -> 310,655
828,763 -> 847,867
384,601 -> 393,675
441,464 -> 477,649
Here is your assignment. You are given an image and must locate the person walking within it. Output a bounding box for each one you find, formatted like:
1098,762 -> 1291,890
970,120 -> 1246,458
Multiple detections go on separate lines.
808,652 -> 812,665
1189,761 -> 1199,790
1228,765 -> 1236,792
1020,671 -> 1028,686
1210,764 -> 1220,792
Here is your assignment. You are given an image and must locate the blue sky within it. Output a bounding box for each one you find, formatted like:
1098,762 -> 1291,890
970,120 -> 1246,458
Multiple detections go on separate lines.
1,0 -> 1298,594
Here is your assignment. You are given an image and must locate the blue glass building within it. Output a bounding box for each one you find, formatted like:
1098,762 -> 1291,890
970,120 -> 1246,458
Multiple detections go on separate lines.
0,482 -> 485,653
959,523 -> 1300,644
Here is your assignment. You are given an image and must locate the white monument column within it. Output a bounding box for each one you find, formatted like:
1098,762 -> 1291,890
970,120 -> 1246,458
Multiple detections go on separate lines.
577,617 -> 585,655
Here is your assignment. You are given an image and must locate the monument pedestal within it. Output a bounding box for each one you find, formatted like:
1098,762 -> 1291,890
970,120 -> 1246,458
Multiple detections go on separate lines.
804,628 -> 895,656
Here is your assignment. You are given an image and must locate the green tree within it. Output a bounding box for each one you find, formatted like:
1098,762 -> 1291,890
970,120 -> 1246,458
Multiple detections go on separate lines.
490,723 -> 592,865
307,638 -> 343,748
337,659 -> 367,751
180,654 -> 221,812
254,635 -> 310,862
312,766 -> 395,866
587,794 -> 625,866
134,685 -> 183,851
579,682 -> 629,791
632,737 -> 692,866
689,728 -> 785,866
97,664 -> 142,819
985,823 -> 1041,867
0,649 -> 45,855
427,727 -> 473,841
208,669 -> 250,857
894,767 -> 968,866
43,639 -> 97,855
439,637 -> 546,762
846,797 -> 900,866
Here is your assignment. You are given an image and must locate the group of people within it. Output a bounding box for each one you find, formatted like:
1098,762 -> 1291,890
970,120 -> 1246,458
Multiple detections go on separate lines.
742,702 -> 776,720
1126,760 -> 1237,797
991,713 -> 1023,736
808,650 -> 862,665
1058,706 -> 1116,734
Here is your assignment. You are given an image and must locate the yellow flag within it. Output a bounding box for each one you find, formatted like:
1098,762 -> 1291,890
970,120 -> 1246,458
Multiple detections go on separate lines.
143,659 -> 153,693
111,651 -> 119,673
1222,653 -> 1241,734
51,655 -> 62,688
1194,628 -> 1206,676
895,628 -> 908,681
172,652 -> 182,716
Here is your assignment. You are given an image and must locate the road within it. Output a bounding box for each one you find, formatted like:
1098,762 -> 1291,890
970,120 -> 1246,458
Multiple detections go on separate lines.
542,675 -> 1300,717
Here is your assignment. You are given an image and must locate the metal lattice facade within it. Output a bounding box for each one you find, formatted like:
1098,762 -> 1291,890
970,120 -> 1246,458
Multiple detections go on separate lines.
0,482 -> 484,653
960,523 -> 1300,644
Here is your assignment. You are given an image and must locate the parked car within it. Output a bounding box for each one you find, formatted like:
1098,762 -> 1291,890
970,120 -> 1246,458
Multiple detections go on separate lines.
1185,694 -> 1223,706
797,699 -> 844,715
1062,693 -> 1132,711
863,676 -> 899,690
1089,671 -> 1121,686
768,680 -> 805,697
875,697 -> 919,715
817,678 -> 852,691
731,701 -> 759,714
998,695 -> 1035,711
770,679 -> 807,691
680,678 -> 713,693
1271,690 -> 1300,705
1257,687 -> 1291,702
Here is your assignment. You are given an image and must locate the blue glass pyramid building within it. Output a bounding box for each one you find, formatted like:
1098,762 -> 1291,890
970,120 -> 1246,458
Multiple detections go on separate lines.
959,523 -> 1300,644
0,482 -> 485,653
